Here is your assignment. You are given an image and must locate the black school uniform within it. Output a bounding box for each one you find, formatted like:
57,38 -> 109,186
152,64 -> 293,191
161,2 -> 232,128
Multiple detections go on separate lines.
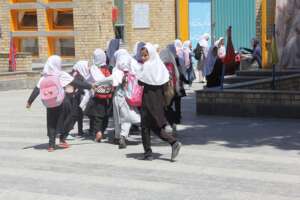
27,79 -> 92,148
84,66 -> 113,135
139,81 -> 177,157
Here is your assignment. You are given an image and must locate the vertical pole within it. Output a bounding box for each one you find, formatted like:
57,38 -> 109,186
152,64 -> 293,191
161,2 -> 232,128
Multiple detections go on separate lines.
178,0 -> 189,41
271,23 -> 276,90
261,0 -> 268,68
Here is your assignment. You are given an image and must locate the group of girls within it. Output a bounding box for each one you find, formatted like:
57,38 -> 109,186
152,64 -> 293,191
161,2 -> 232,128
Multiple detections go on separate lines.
26,39 -> 190,161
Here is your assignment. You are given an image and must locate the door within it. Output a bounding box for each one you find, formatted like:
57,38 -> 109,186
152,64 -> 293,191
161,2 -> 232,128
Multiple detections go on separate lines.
189,0 -> 212,48
212,0 -> 256,49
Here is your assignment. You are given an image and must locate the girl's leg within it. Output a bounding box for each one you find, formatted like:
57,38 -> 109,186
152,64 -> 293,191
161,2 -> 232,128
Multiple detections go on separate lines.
46,107 -> 61,151
119,122 -> 132,149
152,127 -> 181,161
77,108 -> 84,135
141,127 -> 152,159
94,116 -> 104,143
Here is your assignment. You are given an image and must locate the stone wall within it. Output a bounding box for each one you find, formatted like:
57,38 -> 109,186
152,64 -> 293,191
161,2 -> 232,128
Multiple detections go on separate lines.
0,71 -> 40,91
197,74 -> 300,118
196,89 -> 300,118
226,74 -> 300,91
0,53 -> 32,72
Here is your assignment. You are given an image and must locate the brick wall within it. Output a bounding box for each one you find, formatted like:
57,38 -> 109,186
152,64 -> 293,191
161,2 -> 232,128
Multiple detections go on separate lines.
0,53 -> 32,72
124,0 -> 176,52
0,0 -> 10,53
73,0 -> 114,62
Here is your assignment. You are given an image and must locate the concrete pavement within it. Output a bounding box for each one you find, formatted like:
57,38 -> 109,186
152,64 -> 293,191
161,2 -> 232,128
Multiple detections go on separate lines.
0,85 -> 300,200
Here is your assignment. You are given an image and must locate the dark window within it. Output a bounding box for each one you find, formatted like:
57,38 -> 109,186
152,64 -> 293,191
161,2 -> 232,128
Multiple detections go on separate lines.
55,38 -> 75,57
54,10 -> 74,28
20,38 -> 39,56
19,11 -> 37,28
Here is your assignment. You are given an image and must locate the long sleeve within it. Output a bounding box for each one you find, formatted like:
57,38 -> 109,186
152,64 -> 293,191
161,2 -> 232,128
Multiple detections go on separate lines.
27,87 -> 40,105
80,89 -> 92,110
70,78 -> 92,90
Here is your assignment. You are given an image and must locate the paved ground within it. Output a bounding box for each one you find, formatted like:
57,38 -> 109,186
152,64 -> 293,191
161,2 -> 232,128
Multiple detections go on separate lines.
0,84 -> 300,200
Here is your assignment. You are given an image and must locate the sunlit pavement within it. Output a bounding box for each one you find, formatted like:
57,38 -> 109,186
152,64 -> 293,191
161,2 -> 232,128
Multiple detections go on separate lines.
0,86 -> 299,200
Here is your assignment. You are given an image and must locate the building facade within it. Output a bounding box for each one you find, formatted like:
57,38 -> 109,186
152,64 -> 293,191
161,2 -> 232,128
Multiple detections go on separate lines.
0,0 -> 176,63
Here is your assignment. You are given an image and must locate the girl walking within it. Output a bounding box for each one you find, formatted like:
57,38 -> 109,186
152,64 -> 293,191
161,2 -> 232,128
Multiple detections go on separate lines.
85,49 -> 113,142
26,55 -> 92,152
137,43 -> 182,161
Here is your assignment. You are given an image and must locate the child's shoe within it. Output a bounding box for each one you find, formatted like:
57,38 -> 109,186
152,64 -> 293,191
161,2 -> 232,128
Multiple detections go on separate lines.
58,140 -> 70,148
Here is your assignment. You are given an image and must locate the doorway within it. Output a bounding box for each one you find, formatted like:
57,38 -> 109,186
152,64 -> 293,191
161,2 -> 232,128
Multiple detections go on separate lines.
189,0 -> 211,48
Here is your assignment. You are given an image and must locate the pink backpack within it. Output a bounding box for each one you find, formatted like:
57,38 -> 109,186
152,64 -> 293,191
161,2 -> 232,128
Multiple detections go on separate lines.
124,72 -> 143,107
39,76 -> 65,108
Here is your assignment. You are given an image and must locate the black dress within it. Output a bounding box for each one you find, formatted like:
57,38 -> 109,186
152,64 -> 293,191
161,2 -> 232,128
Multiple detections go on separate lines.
206,58 -> 223,88
140,82 -> 167,129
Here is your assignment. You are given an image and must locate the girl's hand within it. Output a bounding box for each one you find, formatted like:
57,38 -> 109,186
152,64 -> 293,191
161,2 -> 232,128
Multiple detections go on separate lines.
26,102 -> 31,109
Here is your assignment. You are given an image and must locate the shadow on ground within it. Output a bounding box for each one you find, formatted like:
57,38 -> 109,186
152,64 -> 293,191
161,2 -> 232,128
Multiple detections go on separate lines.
178,91 -> 300,152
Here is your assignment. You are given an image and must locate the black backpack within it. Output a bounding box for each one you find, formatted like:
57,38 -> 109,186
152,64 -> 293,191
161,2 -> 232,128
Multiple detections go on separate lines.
193,43 -> 203,60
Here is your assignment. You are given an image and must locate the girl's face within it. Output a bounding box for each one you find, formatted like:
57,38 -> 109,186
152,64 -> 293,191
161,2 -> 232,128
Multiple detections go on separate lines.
141,48 -> 150,63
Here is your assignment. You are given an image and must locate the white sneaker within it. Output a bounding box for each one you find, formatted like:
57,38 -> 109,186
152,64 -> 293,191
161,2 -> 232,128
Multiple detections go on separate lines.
165,125 -> 173,133
66,134 -> 75,140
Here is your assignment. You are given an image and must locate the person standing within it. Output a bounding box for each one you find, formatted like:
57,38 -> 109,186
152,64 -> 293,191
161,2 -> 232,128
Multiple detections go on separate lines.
137,43 -> 182,161
195,33 -> 210,83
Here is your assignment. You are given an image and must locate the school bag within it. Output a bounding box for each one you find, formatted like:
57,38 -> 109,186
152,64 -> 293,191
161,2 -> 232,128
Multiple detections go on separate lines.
39,75 -> 65,108
94,67 -> 113,99
124,72 -> 143,107
164,63 -> 176,106
193,43 -> 203,60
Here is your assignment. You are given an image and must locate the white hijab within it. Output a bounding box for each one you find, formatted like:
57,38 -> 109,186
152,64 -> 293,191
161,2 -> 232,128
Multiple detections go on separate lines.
73,60 -> 90,80
113,49 -> 142,87
90,48 -> 107,82
199,33 -> 210,48
215,37 -> 226,59
183,40 -> 191,53
39,55 -> 73,87
137,43 -> 169,86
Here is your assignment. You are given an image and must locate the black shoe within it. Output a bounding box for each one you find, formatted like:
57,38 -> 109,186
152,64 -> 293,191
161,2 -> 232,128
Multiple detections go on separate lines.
142,154 -> 153,161
119,136 -> 127,149
171,142 -> 182,161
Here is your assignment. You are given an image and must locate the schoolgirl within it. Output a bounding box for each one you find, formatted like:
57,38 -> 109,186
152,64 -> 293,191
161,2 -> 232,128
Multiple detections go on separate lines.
26,55 -> 92,152
137,43 -> 182,161
113,49 -> 141,149
85,49 -> 113,142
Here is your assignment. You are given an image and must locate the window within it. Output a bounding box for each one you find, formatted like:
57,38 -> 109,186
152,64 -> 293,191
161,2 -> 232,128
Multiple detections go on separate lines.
48,37 -> 75,57
11,10 -> 38,31
113,0 -> 125,41
14,37 -> 39,56
47,9 -> 74,30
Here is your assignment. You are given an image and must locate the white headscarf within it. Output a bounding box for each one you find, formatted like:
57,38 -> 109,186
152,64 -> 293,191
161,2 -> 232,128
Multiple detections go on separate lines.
113,49 -> 142,87
93,48 -> 107,67
183,40 -> 191,66
199,33 -> 210,48
199,33 -> 210,58
137,43 -> 169,86
174,39 -> 183,53
90,48 -> 107,82
183,40 -> 191,53
215,37 -> 226,59
73,60 -> 90,80
40,55 -> 73,87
